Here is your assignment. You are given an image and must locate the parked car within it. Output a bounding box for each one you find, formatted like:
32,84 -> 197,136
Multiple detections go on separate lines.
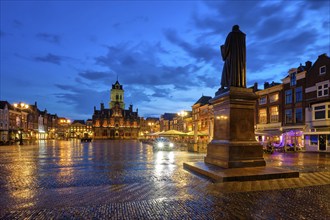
153,137 -> 175,151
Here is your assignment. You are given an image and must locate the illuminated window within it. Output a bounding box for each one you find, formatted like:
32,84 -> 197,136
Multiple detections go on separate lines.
285,90 -> 292,104
270,106 -> 279,123
259,96 -> 267,105
295,108 -> 303,123
295,87 -> 302,103
259,109 -> 267,124
319,66 -> 326,75
269,93 -> 279,103
285,109 -> 292,123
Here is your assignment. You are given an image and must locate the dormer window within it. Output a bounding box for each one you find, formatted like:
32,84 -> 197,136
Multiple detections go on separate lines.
320,66 -> 326,75
290,72 -> 296,86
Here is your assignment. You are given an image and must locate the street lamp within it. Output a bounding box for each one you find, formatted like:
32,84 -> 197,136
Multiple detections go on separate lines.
13,102 -> 29,145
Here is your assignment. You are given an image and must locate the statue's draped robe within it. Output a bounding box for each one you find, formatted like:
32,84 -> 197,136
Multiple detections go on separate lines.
220,29 -> 246,88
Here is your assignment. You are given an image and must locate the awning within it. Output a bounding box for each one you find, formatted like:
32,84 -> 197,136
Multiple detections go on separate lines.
160,130 -> 186,136
147,131 -> 165,136
255,130 -> 282,136
304,131 -> 330,135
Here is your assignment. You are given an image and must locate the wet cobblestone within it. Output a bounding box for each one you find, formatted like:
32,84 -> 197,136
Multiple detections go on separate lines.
0,140 -> 329,219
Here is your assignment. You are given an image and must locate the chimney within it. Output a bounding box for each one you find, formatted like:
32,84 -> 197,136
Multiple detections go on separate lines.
129,104 -> 133,112
305,61 -> 312,70
264,82 -> 269,89
100,103 -> 104,110
253,82 -> 258,92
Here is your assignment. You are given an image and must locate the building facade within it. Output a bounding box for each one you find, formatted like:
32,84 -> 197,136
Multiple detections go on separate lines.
192,96 -> 213,152
281,64 -> 309,149
255,82 -> 283,147
0,101 -> 10,143
304,54 -> 330,152
254,54 -> 329,152
92,80 -> 140,139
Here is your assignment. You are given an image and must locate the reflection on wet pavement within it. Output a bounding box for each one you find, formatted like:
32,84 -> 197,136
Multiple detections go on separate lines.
0,140 -> 329,219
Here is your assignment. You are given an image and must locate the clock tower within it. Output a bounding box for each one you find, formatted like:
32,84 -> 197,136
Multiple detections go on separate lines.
109,80 -> 125,109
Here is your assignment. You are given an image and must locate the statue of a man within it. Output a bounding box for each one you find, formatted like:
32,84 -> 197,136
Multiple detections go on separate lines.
220,25 -> 246,89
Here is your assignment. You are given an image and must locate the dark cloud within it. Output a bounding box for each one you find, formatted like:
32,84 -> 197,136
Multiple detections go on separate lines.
112,15 -> 149,29
36,33 -> 61,44
55,84 -> 108,115
164,29 -> 218,63
305,0 -> 330,10
79,71 -> 112,80
197,74 -> 218,88
151,87 -> 172,98
95,41 -> 200,89
125,86 -> 151,104
189,0 -> 328,76
34,53 -> 62,65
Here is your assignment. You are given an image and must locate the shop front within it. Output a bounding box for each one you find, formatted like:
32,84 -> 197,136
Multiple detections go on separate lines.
304,130 -> 330,152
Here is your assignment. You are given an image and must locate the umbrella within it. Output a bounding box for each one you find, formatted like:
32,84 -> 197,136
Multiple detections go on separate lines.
160,130 -> 186,136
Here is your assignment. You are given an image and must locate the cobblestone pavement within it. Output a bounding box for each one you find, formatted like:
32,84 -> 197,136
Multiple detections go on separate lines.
0,140 -> 329,219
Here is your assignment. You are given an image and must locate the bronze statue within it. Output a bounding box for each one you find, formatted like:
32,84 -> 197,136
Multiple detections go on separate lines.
220,25 -> 246,89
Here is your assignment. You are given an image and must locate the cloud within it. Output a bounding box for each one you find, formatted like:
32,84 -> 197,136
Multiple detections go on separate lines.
112,15 -> 149,29
94,41 -> 200,89
305,0 -> 330,10
34,53 -> 63,65
189,0 -> 329,76
55,84 -> 108,115
78,70 -> 112,80
151,87 -> 172,98
36,33 -> 61,44
163,28 -> 218,63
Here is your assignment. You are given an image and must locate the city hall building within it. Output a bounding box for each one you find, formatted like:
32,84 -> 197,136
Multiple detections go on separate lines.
92,80 -> 140,139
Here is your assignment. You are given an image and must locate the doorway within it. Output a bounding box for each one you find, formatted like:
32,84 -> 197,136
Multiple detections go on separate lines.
319,135 -> 326,151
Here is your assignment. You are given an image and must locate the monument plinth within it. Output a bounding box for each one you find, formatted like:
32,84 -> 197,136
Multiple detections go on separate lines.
204,87 -> 266,168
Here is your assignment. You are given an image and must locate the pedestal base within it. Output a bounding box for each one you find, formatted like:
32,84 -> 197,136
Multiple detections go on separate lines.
183,162 -> 299,183
204,141 -> 266,168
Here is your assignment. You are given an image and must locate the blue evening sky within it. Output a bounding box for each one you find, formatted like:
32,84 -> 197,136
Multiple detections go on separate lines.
1,0 -> 329,120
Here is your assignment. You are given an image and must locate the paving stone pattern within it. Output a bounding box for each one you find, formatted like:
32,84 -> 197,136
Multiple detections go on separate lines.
0,140 -> 329,219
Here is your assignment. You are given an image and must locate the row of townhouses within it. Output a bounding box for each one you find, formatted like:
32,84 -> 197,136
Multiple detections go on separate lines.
0,101 -> 73,143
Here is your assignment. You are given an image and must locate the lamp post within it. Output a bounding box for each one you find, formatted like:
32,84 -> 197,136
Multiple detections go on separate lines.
13,102 -> 29,145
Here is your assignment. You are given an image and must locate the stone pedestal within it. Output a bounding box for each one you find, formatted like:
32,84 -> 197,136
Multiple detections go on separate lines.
204,87 -> 266,168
